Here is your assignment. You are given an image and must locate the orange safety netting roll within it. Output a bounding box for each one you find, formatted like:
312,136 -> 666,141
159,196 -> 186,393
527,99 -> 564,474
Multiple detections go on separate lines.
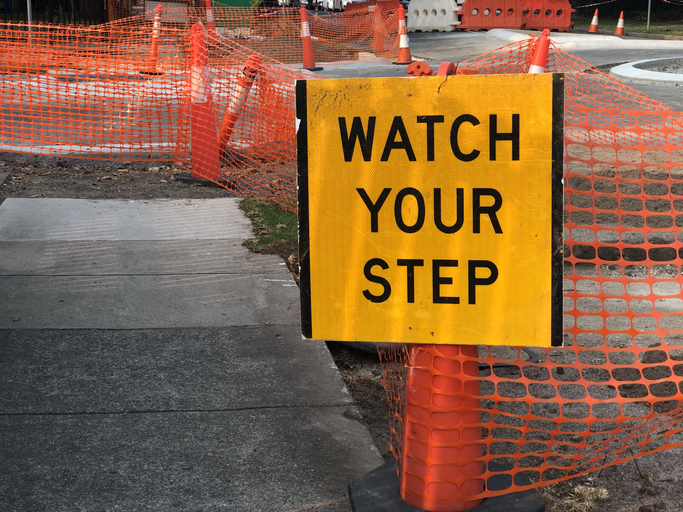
380,35 -> 683,504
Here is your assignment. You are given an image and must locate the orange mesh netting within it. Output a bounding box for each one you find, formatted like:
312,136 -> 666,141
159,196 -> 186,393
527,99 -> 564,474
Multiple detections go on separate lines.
3,19 -> 683,503
0,21 -> 190,159
180,23 -> 319,210
0,8 -> 398,209
202,5 -> 400,63
106,4 -> 400,63
379,36 -> 683,505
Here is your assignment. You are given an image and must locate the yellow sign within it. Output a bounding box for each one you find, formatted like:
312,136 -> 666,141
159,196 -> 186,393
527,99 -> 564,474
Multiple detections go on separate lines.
296,74 -> 563,347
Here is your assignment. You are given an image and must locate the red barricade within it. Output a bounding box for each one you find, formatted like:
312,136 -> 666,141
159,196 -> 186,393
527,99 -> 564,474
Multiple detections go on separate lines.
457,0 -> 524,31
521,0 -> 574,32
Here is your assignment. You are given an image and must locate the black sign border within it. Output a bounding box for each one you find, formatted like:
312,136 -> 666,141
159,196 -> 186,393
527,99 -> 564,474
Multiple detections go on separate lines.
296,80 -> 313,339
551,73 -> 565,347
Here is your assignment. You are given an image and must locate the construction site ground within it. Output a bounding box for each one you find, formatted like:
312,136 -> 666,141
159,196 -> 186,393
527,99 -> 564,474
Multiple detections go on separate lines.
1,29 -> 683,512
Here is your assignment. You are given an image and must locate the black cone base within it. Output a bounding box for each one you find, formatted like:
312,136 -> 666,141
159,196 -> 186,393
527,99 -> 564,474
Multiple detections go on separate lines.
349,460 -> 545,512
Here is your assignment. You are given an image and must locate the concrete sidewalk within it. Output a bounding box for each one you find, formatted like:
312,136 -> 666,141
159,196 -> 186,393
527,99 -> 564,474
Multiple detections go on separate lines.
0,198 -> 383,511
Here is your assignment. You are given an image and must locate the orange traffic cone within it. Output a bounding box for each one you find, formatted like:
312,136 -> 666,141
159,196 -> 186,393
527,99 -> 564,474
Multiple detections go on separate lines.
615,11 -> 625,35
141,4 -> 163,75
399,344 -> 485,511
219,55 -> 261,158
186,23 -> 221,183
393,5 -> 412,65
398,2 -> 406,33
529,29 -> 550,74
300,7 -> 322,71
588,9 -> 599,33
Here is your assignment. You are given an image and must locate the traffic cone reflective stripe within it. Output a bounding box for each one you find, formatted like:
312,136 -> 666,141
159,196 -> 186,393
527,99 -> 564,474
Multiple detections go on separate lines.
190,65 -> 209,103
189,23 -> 221,182
615,11 -> 624,36
300,7 -> 322,71
528,29 -> 550,74
588,9 -> 598,33
393,6 -> 412,65
152,5 -> 162,36
227,82 -> 250,114
219,55 -> 261,153
398,2 -> 406,33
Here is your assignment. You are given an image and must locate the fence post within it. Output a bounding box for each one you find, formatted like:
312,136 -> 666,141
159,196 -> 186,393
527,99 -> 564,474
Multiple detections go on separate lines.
187,23 -> 221,183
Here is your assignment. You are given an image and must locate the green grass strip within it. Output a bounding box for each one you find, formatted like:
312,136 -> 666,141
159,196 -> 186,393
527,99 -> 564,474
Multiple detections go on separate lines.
239,197 -> 298,256
572,18 -> 683,36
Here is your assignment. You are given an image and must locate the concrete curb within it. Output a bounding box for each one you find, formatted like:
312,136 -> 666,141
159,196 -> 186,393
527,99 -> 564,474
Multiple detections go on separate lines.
573,27 -> 683,40
487,29 -> 683,50
610,58 -> 683,87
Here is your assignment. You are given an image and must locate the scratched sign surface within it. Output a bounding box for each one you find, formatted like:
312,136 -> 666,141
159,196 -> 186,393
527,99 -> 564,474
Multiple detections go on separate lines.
296,74 -> 564,346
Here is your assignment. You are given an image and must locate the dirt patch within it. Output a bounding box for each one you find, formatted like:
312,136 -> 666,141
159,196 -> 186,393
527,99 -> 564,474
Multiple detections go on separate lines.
539,451 -> 683,512
0,153 -> 238,201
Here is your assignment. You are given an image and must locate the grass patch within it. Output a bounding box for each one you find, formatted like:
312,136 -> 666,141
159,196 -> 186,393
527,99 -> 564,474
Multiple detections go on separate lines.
239,197 -> 298,261
572,17 -> 683,36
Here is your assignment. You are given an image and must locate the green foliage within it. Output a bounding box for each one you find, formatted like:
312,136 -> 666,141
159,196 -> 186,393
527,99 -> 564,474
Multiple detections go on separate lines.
570,1 -> 683,22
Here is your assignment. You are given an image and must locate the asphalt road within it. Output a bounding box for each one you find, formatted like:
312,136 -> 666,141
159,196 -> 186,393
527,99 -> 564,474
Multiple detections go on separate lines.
317,30 -> 683,111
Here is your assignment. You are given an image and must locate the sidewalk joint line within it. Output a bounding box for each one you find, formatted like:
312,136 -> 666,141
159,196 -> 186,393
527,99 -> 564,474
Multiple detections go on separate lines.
0,403 -> 354,418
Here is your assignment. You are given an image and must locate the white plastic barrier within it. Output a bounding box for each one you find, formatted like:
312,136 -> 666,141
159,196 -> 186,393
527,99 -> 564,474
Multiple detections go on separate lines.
407,0 -> 461,32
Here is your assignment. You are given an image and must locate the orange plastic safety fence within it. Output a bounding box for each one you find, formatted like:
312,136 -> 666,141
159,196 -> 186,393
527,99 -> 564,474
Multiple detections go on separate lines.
0,8 -> 399,208
107,5 -> 399,63
176,26 -> 320,210
2,13 -> 683,504
379,36 -> 683,505
0,22 -> 190,159
202,6 -> 400,63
